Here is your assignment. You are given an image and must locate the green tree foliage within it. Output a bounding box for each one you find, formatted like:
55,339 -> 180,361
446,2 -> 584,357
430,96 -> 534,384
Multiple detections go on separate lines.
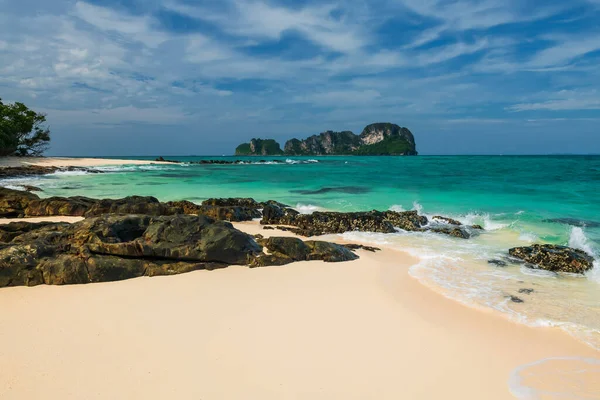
0,99 -> 51,156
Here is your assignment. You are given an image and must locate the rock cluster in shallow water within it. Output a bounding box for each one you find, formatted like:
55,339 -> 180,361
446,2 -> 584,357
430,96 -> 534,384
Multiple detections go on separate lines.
508,244 -> 595,274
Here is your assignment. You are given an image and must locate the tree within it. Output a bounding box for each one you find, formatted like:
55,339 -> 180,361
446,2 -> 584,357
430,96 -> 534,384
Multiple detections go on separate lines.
0,99 -> 51,156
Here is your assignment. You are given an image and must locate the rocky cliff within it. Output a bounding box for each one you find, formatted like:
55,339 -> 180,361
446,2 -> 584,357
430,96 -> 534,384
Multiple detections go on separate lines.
235,138 -> 283,156
234,123 -> 417,156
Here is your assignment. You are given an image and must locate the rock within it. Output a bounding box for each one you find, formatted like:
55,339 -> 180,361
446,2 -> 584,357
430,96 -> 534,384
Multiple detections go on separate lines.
260,204 -> 476,239
0,214 -> 264,287
0,166 -> 103,179
251,236 -> 359,267
263,226 -> 275,230
305,241 -> 359,262
0,188 -> 40,217
488,259 -> 508,267
432,216 -> 462,225
0,214 -> 363,287
165,200 -> 203,215
25,196 -> 98,217
509,296 -> 524,303
22,185 -> 43,192
518,288 -> 534,295
429,227 -> 471,239
199,198 -> 262,222
471,224 -> 484,230
508,244 -> 595,274
343,244 -> 381,252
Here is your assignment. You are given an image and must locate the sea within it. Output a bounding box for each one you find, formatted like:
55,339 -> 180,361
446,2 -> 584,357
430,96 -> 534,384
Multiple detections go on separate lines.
2,155 -> 600,354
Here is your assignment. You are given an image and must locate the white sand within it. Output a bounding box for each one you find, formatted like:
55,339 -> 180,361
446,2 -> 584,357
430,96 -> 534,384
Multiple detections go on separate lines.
0,156 -> 168,168
0,219 -> 598,399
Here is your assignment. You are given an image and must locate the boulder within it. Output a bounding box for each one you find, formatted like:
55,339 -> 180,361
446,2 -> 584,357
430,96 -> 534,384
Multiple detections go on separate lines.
0,187 -> 40,217
432,216 -> 462,225
251,236 -> 359,267
508,244 -> 595,274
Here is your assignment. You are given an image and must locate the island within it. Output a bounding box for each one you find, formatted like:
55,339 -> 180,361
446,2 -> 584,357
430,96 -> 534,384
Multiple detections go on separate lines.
235,139 -> 284,156
234,123 -> 418,156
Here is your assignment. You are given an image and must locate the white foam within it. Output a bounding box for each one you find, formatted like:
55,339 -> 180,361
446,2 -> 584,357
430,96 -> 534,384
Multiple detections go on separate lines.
51,170 -> 89,176
518,232 -> 538,243
388,204 -> 405,212
294,203 -> 325,214
460,213 -> 508,231
411,201 -> 423,214
568,227 -> 596,257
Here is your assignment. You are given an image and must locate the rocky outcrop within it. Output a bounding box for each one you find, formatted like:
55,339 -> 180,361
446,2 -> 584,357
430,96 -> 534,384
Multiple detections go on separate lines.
0,165 -> 103,179
235,139 -> 283,156
508,244 -> 595,274
260,203 -> 474,239
250,236 -> 358,267
282,123 -> 417,156
284,131 -> 361,155
0,215 -> 364,287
0,189 -> 278,222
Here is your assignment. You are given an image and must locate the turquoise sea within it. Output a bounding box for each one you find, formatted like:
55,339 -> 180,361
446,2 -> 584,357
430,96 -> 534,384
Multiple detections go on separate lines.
2,155 -> 600,350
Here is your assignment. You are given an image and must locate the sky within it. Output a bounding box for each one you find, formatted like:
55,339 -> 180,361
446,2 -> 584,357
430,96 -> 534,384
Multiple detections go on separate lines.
1,0 -> 599,155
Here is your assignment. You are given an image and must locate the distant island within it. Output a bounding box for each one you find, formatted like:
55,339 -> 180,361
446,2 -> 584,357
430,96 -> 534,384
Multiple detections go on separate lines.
235,122 -> 418,156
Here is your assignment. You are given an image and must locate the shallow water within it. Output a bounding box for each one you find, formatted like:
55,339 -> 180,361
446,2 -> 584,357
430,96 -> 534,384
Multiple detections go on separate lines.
2,155 -> 600,350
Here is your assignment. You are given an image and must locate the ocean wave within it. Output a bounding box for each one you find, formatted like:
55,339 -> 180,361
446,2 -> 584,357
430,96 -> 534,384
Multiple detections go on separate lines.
294,203 -> 326,214
51,170 -> 90,176
460,213 -> 509,231
388,204 -> 405,212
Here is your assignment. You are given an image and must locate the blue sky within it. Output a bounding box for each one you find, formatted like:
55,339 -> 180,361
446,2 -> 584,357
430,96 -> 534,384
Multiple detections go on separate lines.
1,0 -> 599,155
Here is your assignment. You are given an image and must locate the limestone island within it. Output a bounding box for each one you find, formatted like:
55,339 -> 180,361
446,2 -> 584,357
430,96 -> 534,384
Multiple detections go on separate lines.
235,122 -> 418,156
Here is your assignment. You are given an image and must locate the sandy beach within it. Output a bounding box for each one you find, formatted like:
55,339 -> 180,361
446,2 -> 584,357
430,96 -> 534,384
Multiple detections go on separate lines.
0,217 -> 598,399
0,156 -> 167,168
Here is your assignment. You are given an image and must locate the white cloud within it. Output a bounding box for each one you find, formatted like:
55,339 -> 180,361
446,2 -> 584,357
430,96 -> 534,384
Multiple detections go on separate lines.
72,1 -> 168,48
166,0 -> 368,53
507,90 -> 600,111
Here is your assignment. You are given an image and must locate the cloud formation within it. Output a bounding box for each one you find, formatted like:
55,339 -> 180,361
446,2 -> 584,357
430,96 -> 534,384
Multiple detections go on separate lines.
0,0 -> 599,155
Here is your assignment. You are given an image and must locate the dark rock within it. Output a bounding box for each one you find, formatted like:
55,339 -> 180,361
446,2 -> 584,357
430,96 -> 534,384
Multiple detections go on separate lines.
22,185 -> 43,192
518,288 -> 534,295
263,226 -> 275,230
260,204 -> 475,239
251,236 -> 359,267
198,198 -> 262,222
509,296 -> 524,303
0,188 -> 40,217
305,241 -> 359,262
488,259 -> 508,267
432,216 -> 462,225
25,196 -> 98,217
471,225 -> 484,230
508,244 -> 595,274
429,227 -> 471,239
343,244 -> 381,252
165,200 -> 202,215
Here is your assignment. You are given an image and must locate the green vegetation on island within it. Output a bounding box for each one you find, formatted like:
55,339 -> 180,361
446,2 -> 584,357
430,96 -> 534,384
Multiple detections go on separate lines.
235,138 -> 283,156
234,123 -> 417,156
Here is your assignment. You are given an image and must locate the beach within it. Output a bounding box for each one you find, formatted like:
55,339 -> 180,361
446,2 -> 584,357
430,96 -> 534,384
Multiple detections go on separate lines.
0,156 -> 167,168
0,215 -> 598,399
1,155 -> 599,399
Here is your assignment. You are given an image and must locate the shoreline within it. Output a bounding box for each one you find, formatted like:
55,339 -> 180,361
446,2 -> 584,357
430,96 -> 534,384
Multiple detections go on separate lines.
0,156 -> 168,168
0,216 -> 598,398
